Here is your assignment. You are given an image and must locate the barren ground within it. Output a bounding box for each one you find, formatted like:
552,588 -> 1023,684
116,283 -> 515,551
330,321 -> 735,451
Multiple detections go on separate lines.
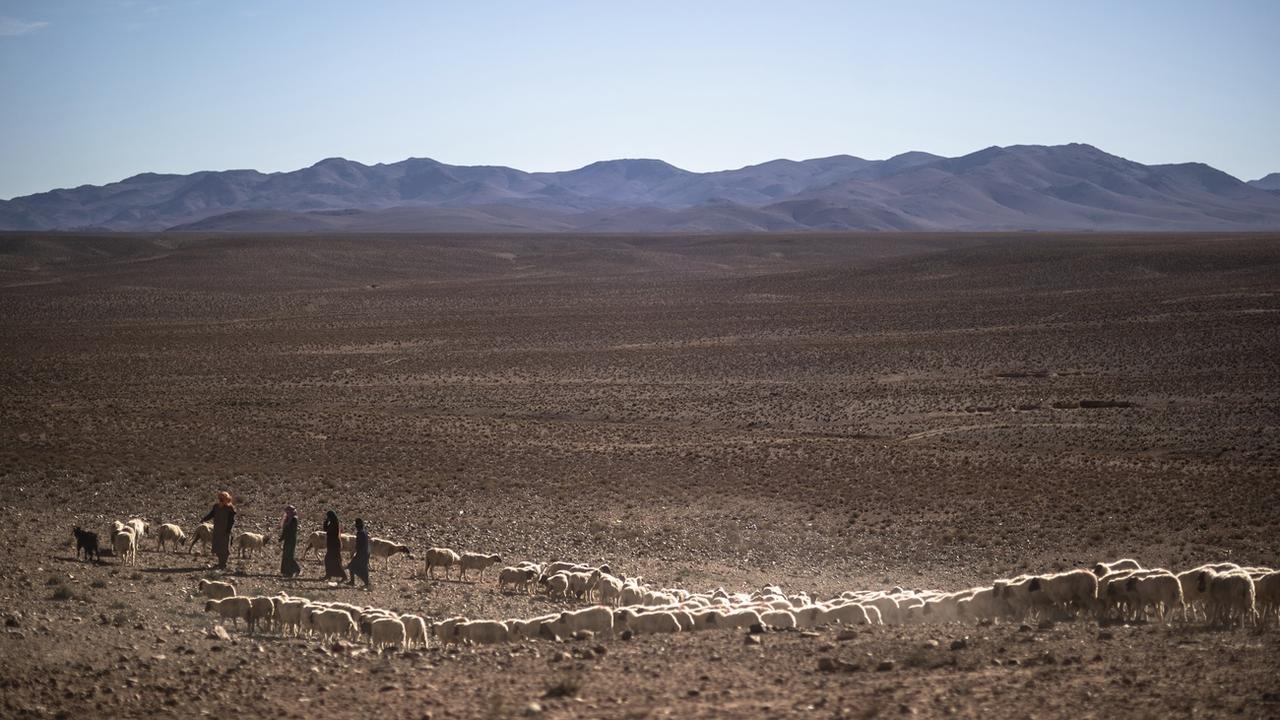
1,231 -> 1277,718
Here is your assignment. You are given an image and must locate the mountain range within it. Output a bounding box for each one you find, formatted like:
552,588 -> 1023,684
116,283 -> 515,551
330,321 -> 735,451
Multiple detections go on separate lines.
3,144 -> 1279,233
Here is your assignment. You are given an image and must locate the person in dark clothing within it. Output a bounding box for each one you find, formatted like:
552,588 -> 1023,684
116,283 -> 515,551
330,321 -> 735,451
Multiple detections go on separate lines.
323,510 -> 347,582
279,505 -> 301,578
347,518 -> 371,589
200,491 -> 236,570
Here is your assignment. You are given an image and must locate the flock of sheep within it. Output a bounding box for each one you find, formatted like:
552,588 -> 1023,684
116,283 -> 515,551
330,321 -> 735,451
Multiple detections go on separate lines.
73,518 -> 1279,651
191,553 -> 1280,652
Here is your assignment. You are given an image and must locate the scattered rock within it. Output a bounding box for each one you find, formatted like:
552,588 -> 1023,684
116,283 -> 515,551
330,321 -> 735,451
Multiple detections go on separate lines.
572,630 -> 594,642
836,630 -> 858,642
876,660 -> 895,672
923,639 -> 939,649
950,638 -> 968,651
208,626 -> 231,642
817,657 -> 860,673
744,634 -> 761,646
1017,624 -> 1033,632
525,702 -> 542,715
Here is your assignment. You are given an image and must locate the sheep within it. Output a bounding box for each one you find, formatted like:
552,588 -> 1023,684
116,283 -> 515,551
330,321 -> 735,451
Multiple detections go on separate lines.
148,523 -> 182,553
455,620 -> 510,645
1204,570 -> 1257,627
422,547 -> 461,580
956,587 -> 999,623
307,608 -> 359,640
759,609 -> 797,629
301,531 -> 326,559
1253,572 -> 1280,628
458,552 -> 502,582
369,538 -> 413,571
247,596 -> 276,635
1092,559 -> 1143,577
1034,570 -> 1099,617
1176,568 -> 1211,622
1129,572 -> 1183,622
111,527 -> 138,566
234,532 -> 269,559
566,570 -> 601,601
833,601 -> 877,626
205,597 -> 251,628
541,573 -> 571,598
277,599 -> 309,637
596,573 -> 625,606
620,583 -> 648,606
717,609 -> 763,630
189,522 -> 214,554
400,614 -> 428,649
432,616 -> 468,645
125,518 -> 148,540
615,609 -> 681,635
369,616 -> 407,650
497,566 -> 539,594
543,561 -> 598,577
547,606 -> 613,640
861,595 -> 902,625
197,579 -> 237,600
508,615 -> 559,641
72,527 -> 100,563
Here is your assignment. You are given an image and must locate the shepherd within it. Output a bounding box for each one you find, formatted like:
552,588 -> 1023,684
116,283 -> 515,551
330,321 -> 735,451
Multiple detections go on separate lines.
199,491 -> 236,570
322,510 -> 347,582
279,505 -> 301,578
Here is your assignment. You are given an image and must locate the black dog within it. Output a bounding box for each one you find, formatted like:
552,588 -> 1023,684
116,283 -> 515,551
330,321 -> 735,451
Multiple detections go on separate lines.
73,526 -> 100,563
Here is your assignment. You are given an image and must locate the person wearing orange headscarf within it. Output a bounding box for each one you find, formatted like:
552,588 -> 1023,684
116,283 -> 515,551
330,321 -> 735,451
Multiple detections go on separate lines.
200,491 -> 237,570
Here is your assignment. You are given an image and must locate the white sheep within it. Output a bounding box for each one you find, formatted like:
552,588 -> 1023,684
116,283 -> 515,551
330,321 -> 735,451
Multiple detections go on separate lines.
307,607 -> 359,640
247,596 -> 275,635
1204,570 -> 1257,627
1092,558 -> 1143,576
369,616 -> 407,650
125,518 -> 148,540
301,531 -> 326,559
566,570 -> 601,601
542,573 -> 571,598
111,527 -> 138,566
422,547 -> 461,580
458,552 -> 502,582
1130,572 -> 1183,622
508,614 -> 559,641
234,532 -> 268,559
432,616 -> 468,645
205,596 -> 251,628
369,538 -> 413,571
155,523 -> 186,553
615,609 -> 681,635
277,599 -> 309,637
197,579 -> 237,600
455,620 -> 510,645
548,606 -> 613,640
189,522 -> 214,554
759,609 -> 797,629
400,614 -> 428,649
827,602 -> 872,626
1253,572 -> 1280,628
596,573 -> 625,606
497,566 -> 539,594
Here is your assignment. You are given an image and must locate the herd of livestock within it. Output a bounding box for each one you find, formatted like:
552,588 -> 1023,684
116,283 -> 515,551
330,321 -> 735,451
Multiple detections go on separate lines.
72,517 -> 1279,651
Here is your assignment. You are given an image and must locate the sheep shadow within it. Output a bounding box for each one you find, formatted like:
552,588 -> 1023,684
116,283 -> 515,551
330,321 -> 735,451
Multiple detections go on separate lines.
141,566 -> 210,574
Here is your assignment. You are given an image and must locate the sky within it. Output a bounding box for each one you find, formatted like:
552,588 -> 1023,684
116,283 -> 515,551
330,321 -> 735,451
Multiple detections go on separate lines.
1,1 -> 1278,200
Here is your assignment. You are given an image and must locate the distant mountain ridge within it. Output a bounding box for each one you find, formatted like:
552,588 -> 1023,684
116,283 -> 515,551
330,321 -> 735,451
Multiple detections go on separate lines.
4,144 -> 1280,232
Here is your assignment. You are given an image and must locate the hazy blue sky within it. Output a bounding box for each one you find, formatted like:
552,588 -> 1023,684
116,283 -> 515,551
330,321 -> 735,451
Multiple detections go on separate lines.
1,1 -> 1278,199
